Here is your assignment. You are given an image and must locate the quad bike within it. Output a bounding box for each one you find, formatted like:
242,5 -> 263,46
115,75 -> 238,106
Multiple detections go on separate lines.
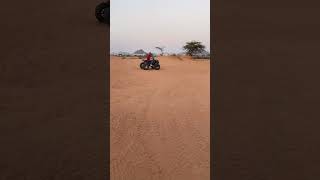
140,59 -> 161,70
95,1 -> 110,24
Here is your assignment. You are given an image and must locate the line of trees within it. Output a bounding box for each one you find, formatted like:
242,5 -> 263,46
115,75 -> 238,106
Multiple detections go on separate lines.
112,41 -> 208,58
156,41 -> 208,58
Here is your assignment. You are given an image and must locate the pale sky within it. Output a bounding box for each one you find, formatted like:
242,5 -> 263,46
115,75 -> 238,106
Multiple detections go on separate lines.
110,0 -> 210,54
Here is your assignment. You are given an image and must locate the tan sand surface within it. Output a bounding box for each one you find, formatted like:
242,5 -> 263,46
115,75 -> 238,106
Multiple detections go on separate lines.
110,56 -> 210,180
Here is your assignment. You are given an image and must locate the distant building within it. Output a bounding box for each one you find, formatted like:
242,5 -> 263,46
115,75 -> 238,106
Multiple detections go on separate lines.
133,49 -> 147,56
117,52 -> 131,56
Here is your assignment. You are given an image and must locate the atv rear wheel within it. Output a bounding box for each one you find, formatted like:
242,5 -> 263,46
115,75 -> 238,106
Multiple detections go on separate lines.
140,62 -> 145,69
95,2 -> 110,23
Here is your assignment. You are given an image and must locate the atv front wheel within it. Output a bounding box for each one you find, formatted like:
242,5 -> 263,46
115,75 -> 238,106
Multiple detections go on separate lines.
154,65 -> 160,70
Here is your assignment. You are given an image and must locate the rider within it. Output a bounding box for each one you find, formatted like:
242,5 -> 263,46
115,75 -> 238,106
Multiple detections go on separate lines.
146,52 -> 152,67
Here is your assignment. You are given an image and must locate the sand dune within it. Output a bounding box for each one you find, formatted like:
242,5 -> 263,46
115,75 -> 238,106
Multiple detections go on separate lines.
110,56 -> 210,180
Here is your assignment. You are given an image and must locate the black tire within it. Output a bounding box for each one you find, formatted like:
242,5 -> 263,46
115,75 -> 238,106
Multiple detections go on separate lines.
95,2 -> 110,23
143,65 -> 149,70
154,64 -> 160,70
140,62 -> 145,69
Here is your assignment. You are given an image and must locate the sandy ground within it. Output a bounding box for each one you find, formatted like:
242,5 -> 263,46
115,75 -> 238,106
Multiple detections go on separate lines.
110,56 -> 210,180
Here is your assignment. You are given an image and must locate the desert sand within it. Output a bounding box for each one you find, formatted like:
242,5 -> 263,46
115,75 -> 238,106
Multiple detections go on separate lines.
110,56 -> 210,180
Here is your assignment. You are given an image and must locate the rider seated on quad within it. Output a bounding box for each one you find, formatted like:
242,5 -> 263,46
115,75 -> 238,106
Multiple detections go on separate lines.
146,52 -> 152,67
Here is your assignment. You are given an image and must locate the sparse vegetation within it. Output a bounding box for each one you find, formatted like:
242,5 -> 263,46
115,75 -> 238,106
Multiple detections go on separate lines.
155,46 -> 165,56
183,41 -> 206,57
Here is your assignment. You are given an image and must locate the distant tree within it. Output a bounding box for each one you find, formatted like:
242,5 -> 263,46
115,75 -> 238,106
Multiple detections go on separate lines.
183,41 -> 205,56
155,46 -> 165,56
